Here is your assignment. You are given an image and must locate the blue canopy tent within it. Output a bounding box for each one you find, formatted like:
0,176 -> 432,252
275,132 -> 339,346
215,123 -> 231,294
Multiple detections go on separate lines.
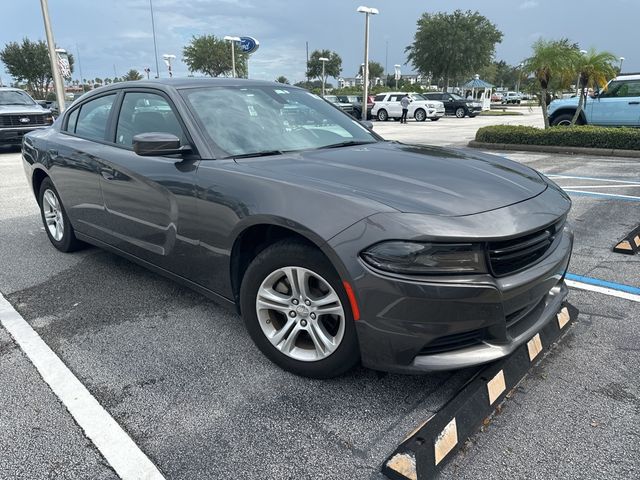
462,74 -> 494,110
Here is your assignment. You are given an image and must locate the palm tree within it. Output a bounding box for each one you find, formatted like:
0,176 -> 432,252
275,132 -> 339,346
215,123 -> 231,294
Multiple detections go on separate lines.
523,39 -> 579,128
275,75 -> 289,84
570,49 -> 618,125
122,69 -> 143,81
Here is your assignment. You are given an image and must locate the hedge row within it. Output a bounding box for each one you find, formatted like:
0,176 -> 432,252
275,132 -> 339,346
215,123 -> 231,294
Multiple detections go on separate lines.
475,125 -> 640,151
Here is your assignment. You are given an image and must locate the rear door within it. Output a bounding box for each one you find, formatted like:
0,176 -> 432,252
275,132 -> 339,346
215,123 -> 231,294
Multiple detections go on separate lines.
96,89 -> 201,276
589,80 -> 640,126
387,94 -> 403,117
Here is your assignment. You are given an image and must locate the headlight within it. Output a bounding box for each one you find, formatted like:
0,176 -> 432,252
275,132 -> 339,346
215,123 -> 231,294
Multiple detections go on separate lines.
361,242 -> 487,275
427,102 -> 436,108
45,115 -> 54,124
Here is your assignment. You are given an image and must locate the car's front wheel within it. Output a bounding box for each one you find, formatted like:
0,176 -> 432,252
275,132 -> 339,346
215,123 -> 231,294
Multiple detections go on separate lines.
455,107 -> 466,118
38,177 -> 83,252
414,108 -> 427,122
376,109 -> 388,121
240,241 -> 360,378
551,113 -> 575,126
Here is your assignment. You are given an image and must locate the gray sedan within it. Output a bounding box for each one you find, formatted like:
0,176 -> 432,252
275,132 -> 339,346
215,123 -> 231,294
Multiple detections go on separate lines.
22,78 -> 573,378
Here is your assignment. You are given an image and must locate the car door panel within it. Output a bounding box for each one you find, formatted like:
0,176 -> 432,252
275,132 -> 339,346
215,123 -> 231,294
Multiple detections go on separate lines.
590,80 -> 640,126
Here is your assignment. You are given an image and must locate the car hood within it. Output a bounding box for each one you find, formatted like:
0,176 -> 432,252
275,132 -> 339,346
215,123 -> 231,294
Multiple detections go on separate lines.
548,97 -> 578,112
0,104 -> 50,115
237,142 -> 547,217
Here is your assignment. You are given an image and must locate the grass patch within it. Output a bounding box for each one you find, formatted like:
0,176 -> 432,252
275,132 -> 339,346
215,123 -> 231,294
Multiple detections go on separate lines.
475,125 -> 640,150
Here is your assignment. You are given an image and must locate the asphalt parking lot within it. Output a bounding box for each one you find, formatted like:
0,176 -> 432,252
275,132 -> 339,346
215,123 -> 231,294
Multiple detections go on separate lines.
1,110 -> 639,479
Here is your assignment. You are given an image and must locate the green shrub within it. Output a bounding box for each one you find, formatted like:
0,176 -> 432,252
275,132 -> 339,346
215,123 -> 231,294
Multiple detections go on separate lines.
475,125 -> 640,150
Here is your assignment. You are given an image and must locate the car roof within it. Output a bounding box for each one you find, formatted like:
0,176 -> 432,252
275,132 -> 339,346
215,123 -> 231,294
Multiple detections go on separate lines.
0,87 -> 27,92
615,74 -> 640,81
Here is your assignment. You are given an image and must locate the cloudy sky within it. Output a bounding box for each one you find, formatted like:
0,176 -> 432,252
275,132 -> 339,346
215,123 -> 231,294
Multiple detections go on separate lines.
1,0 -> 636,84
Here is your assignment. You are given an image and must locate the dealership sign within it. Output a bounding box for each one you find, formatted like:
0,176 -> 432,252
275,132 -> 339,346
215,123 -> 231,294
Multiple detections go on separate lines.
239,37 -> 259,54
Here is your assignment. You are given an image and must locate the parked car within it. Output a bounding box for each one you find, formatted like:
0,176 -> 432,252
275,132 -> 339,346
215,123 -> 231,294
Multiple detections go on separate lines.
0,87 -> 54,145
323,95 -> 356,117
501,91 -> 522,104
371,92 -> 445,121
423,92 -> 482,118
548,74 -> 640,126
491,92 -> 503,102
22,78 -> 573,378
336,95 -> 373,119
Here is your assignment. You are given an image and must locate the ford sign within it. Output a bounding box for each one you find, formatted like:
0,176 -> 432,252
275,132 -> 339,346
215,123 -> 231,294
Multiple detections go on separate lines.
239,37 -> 259,54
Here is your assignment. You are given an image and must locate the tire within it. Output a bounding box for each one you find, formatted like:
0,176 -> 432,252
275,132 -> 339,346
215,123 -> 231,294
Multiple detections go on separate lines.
430,117 -> 440,122
455,107 -> 466,118
38,177 -> 83,252
376,109 -> 388,121
551,113 -> 575,127
240,240 -> 360,378
414,108 -> 427,122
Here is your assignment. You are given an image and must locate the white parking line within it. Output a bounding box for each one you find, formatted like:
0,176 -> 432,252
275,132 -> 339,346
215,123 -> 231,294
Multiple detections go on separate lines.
546,174 -> 640,184
0,293 -> 165,480
565,280 -> 640,303
561,184 -> 640,189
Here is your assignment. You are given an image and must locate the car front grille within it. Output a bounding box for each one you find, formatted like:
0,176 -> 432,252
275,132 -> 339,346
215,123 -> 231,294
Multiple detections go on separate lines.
0,114 -> 47,127
487,217 -> 565,277
419,329 -> 485,355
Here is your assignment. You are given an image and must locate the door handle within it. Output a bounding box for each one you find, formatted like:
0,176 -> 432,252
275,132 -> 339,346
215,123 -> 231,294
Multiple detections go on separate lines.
628,101 -> 640,105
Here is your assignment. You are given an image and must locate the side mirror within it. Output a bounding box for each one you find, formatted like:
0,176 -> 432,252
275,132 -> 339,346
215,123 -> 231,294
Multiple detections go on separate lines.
132,132 -> 191,156
359,120 -> 374,130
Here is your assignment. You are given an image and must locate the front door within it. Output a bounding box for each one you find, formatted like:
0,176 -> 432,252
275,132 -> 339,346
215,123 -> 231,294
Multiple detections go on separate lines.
588,79 -> 640,126
97,89 -> 200,277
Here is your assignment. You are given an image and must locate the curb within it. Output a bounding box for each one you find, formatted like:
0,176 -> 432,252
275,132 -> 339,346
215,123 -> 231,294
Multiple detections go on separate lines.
468,140 -> 640,159
382,302 -> 579,480
613,225 -> 640,254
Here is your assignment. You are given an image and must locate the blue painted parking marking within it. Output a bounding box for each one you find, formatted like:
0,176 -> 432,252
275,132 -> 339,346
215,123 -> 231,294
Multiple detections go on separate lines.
547,174 -> 640,184
564,190 -> 640,202
566,273 -> 640,295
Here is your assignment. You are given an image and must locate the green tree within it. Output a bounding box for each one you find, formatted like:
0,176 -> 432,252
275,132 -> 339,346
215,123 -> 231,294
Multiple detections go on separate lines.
307,50 -> 342,86
122,70 -> 143,81
183,34 -> 247,77
523,38 -> 579,128
275,75 -> 289,84
0,38 -> 74,99
406,10 -> 502,89
571,48 -> 618,125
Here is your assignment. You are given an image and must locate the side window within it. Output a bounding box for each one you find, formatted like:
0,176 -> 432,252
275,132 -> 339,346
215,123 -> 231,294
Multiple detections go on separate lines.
610,81 -> 640,98
65,108 -> 79,133
115,92 -> 186,147
75,94 -> 116,141
374,94 -> 385,102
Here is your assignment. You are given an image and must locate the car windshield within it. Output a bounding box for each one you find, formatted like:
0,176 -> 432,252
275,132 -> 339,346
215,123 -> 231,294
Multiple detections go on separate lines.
449,93 -> 465,101
181,86 -> 377,158
0,90 -> 36,106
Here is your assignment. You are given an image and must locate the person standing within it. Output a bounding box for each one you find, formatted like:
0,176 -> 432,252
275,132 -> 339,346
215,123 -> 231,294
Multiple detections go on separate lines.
400,93 -> 411,124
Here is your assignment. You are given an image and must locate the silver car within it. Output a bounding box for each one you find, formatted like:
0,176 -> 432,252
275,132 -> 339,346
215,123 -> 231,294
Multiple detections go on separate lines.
0,88 -> 54,145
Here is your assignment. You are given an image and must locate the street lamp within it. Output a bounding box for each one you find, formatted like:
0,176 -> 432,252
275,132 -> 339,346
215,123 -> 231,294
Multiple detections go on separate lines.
318,57 -> 329,96
39,0 -> 65,112
224,36 -> 241,78
619,56 -> 625,73
357,5 -> 379,121
163,54 -> 176,78
516,62 -> 524,95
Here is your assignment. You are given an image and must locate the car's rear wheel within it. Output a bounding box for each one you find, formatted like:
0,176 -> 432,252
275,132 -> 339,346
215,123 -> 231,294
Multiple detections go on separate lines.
240,241 -> 360,378
38,178 -> 83,252
455,107 -> 466,118
551,113 -> 574,126
376,109 -> 388,121
414,108 -> 427,122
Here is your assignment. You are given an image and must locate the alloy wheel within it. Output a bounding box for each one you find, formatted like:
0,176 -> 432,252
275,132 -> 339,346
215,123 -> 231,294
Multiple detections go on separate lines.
255,266 -> 346,362
42,189 -> 64,241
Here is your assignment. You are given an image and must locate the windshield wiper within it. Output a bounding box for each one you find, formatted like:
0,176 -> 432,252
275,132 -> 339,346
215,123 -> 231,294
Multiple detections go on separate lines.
227,150 -> 284,159
322,140 -> 376,149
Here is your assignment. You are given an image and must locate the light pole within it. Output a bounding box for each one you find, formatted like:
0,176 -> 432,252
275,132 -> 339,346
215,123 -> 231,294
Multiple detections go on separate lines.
224,36 -> 241,78
516,62 -> 524,95
163,54 -> 176,78
149,0 -> 160,78
394,64 -> 401,89
318,57 -> 329,96
619,56 -> 625,73
357,5 -> 379,121
39,0 -> 65,111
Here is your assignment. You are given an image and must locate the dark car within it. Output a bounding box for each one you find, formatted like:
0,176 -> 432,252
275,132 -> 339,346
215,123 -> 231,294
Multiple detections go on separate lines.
336,95 -> 373,119
423,92 -> 482,118
0,88 -> 54,145
22,78 -> 573,378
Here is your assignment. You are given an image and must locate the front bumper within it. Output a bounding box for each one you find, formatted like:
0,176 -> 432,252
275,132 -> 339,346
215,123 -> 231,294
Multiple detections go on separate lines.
427,108 -> 446,118
0,126 -> 49,144
353,230 -> 572,373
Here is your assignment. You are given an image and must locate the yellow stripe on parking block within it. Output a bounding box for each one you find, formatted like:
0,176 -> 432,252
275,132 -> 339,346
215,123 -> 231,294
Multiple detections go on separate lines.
527,333 -> 543,361
557,307 -> 570,329
386,453 -> 417,480
615,240 -> 633,251
634,235 -> 640,248
487,370 -> 506,405
434,418 -> 458,465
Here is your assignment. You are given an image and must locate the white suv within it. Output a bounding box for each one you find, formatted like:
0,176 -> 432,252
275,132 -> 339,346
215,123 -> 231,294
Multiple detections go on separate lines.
371,92 -> 445,122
